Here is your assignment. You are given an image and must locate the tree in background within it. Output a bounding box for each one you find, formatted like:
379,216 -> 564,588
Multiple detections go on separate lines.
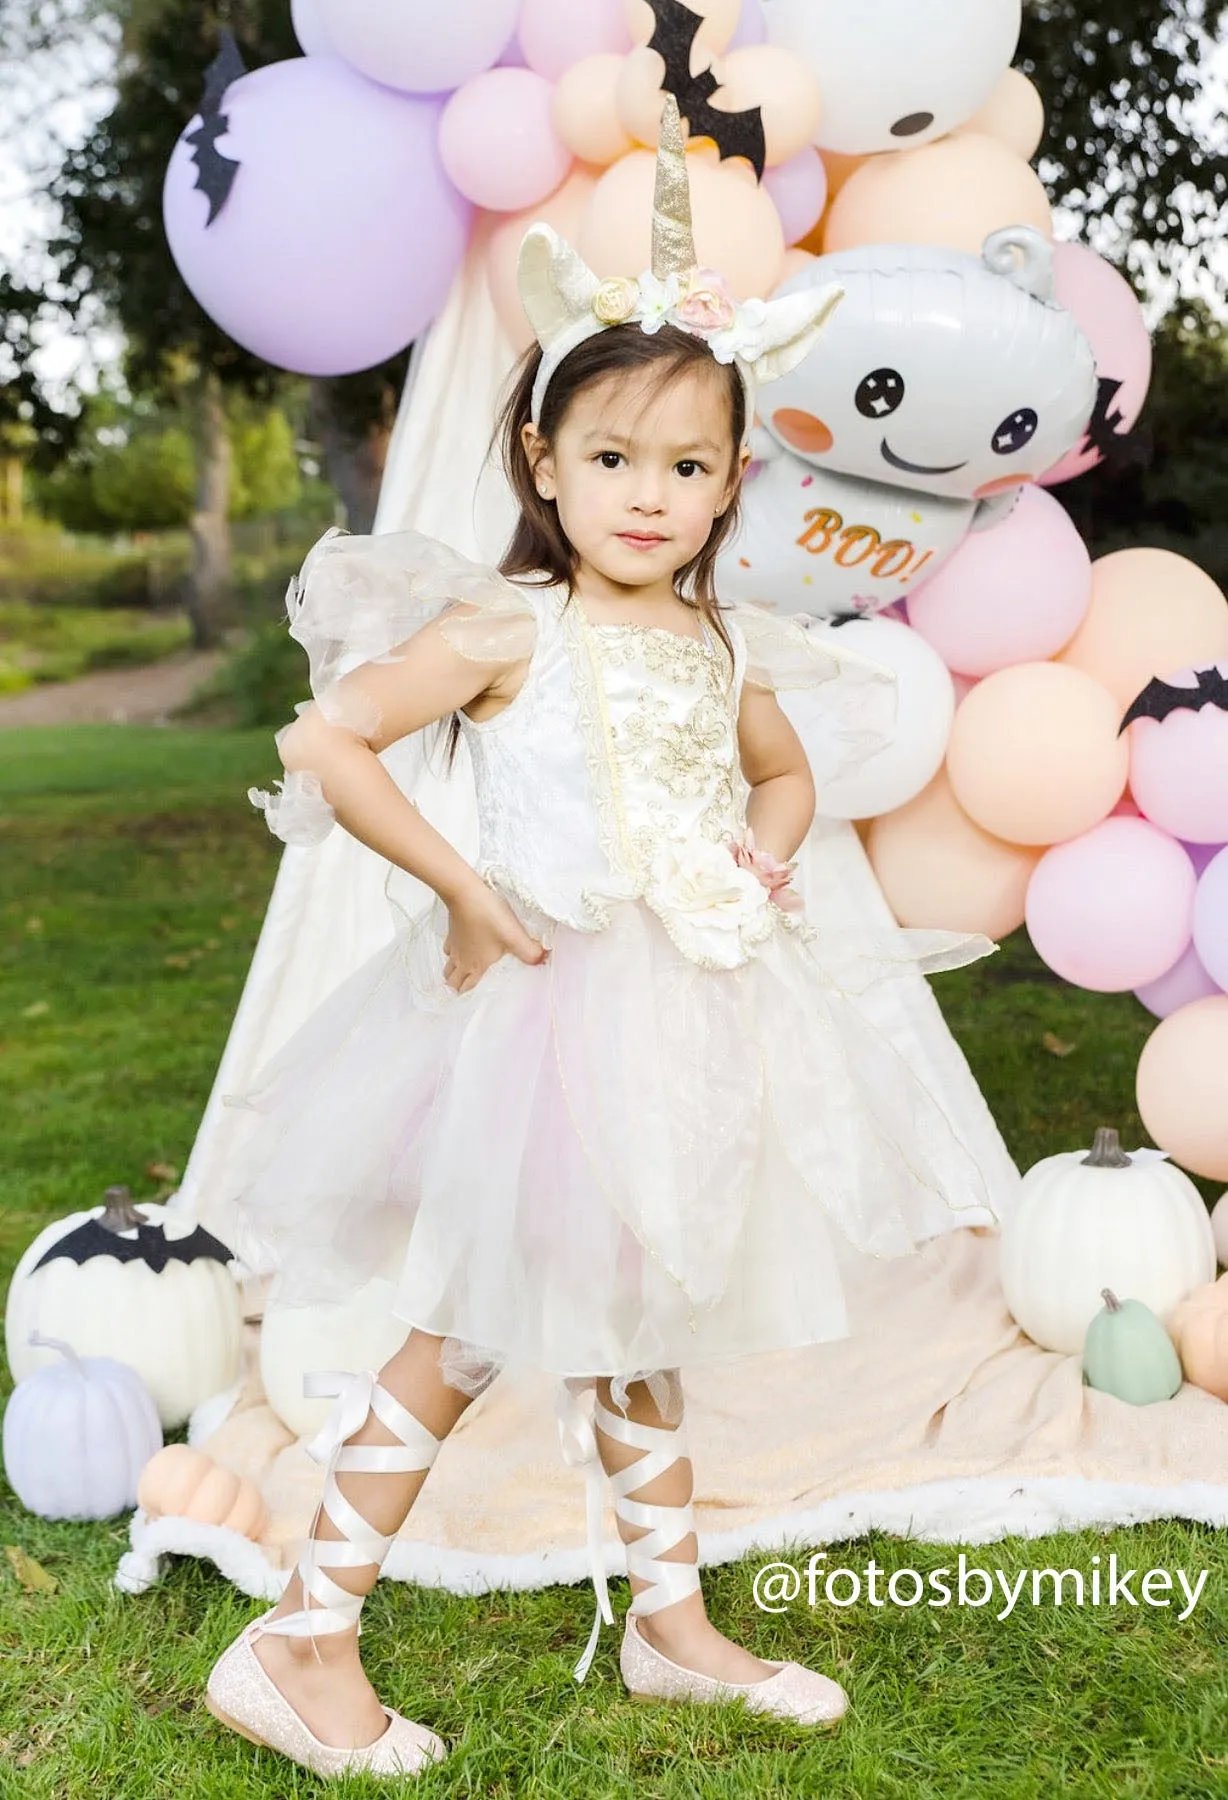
37,1 -> 404,644
1018,0 -> 1228,581
36,388 -> 303,534
1018,0 -> 1227,272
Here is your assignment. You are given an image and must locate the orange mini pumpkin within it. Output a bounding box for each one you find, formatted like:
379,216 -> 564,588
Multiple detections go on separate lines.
137,1443 -> 268,1540
1167,1274 -> 1228,1402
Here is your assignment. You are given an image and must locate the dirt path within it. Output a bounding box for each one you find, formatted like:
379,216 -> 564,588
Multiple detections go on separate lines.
0,649 -> 227,729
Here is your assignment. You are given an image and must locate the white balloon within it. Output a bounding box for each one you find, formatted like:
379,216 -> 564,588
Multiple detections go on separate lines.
780,617 -> 956,819
719,443 -> 978,619
291,0 -> 334,57
764,0 -> 1021,154
763,235 -> 1097,504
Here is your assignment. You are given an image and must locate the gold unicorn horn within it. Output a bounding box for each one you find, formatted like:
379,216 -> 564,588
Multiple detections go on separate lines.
651,94 -> 698,281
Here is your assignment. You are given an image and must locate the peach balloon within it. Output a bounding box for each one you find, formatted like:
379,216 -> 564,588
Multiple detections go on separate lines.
946,662 -> 1129,846
553,53 -> 633,165
486,165 -> 599,350
1058,549 -> 1228,711
616,45 -> 684,146
626,0 -> 740,53
819,149 -> 869,201
578,149 -> 785,298
867,768 -> 1040,938
777,248 -> 818,283
1137,996 -> 1228,1182
712,46 -> 823,165
959,69 -> 1045,161
823,133 -> 1052,256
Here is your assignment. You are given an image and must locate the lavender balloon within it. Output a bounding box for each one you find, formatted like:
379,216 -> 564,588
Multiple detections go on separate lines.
1193,847 -> 1228,994
314,0 -> 520,95
290,0 -> 334,57
164,58 -> 471,376
729,0 -> 769,48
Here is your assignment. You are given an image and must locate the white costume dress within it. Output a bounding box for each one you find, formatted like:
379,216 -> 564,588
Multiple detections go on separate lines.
232,530 -> 1001,1410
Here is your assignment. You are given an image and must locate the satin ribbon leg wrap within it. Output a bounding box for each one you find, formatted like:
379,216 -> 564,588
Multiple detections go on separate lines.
258,1370 -> 443,1654
555,1383 -> 702,1683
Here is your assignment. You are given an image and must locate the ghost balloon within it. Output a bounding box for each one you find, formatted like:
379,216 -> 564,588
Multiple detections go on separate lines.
717,441 -> 979,620
764,0 -> 1022,155
761,230 -> 1097,506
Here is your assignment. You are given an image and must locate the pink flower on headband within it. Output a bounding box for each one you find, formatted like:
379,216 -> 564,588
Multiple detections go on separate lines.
675,268 -> 737,334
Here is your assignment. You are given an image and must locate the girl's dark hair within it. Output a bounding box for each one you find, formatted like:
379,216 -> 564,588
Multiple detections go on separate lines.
441,324 -> 746,769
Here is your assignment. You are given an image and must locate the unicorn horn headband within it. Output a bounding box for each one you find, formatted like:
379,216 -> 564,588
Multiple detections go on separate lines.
517,95 -> 845,437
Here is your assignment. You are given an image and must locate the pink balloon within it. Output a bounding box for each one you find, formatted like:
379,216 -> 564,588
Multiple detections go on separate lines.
1193,847 -> 1228,993
763,148 -> 828,246
907,487 -> 1091,677
519,0 -> 631,79
439,68 -> 572,212
164,59 -> 470,377
1025,815 -> 1196,992
1127,661 -> 1228,845
1134,942 -> 1223,1019
1039,244 -> 1152,487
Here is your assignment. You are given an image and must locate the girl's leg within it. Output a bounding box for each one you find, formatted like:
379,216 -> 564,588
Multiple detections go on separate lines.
594,1372 -> 778,1684
251,1328 -> 482,1749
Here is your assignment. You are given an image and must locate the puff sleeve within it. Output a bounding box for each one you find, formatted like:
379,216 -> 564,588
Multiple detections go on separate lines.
248,528 -> 538,848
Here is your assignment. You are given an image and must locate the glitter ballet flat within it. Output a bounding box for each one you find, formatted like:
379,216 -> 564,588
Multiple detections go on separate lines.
204,1368 -> 450,1779
620,1611 -> 848,1726
206,1616 -> 447,1780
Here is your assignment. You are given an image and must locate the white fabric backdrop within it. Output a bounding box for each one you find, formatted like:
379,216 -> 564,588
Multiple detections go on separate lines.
170,239 -> 1019,1262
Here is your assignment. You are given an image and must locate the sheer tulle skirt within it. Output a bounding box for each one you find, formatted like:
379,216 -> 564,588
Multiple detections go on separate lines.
222,888 -> 997,1390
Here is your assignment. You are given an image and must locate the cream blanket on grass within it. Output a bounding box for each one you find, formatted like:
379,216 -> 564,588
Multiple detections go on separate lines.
115,1224 -> 1228,1607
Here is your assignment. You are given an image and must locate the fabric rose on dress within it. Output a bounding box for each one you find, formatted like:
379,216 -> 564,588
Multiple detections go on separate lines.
674,268 -> 737,335
592,276 -> 640,326
646,832 -> 774,969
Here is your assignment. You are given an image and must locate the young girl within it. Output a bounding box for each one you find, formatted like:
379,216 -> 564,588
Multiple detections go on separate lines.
206,102 -> 998,1781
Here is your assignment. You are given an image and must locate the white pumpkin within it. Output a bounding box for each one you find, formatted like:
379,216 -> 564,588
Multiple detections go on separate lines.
1212,1192 -> 1228,1269
999,1127 -> 1217,1354
260,1249 -> 411,1439
5,1187 -> 243,1429
2,1333 -> 163,1520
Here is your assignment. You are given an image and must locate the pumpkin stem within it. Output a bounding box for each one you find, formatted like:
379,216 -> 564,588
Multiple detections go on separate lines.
28,1330 -> 83,1371
1100,1288 -> 1121,1312
1082,1128 -> 1131,1170
100,1185 -> 144,1233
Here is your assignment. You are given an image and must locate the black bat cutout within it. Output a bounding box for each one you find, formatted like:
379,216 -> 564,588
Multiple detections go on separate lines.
1119,666 -> 1228,734
647,0 -> 767,179
186,28 -> 247,226
34,1219 -> 237,1276
1080,376 -> 1134,468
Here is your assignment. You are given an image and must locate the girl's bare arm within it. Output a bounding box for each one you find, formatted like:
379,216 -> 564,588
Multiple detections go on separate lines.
736,683 -> 816,864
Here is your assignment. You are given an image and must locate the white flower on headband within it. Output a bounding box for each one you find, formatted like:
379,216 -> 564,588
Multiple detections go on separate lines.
517,96 -> 845,433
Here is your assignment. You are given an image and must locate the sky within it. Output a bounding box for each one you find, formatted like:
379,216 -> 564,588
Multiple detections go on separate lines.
1,15 -> 1225,409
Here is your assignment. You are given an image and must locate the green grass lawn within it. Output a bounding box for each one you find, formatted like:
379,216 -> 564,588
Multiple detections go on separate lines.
1,724 -> 1225,1800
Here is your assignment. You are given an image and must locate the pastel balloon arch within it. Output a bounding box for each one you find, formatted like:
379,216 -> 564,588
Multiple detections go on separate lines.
162,0 -> 1228,1190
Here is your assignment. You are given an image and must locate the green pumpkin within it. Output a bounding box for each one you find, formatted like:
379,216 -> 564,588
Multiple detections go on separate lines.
1082,1288 -> 1183,1405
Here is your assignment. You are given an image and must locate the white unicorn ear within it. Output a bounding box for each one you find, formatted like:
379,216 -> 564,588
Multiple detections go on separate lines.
741,282 -> 846,386
517,223 -> 602,352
